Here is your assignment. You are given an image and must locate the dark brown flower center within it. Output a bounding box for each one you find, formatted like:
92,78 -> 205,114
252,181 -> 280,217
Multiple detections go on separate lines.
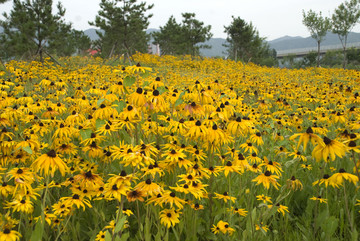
47,150 -> 57,158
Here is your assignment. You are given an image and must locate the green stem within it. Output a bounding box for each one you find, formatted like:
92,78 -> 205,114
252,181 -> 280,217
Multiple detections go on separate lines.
343,184 -> 354,233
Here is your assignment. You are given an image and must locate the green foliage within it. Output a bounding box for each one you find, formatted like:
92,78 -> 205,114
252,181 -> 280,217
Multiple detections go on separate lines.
152,16 -> 183,56
224,16 -> 277,66
0,0 -> 86,61
89,0 -> 154,59
302,10 -> 331,67
49,29 -> 91,57
153,13 -> 213,56
331,0 -> 360,68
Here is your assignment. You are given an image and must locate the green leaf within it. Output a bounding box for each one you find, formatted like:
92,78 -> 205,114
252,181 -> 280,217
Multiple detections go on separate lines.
174,92 -> 185,107
144,216 -> 151,241
105,231 -> 112,241
22,146 -> 33,154
140,72 -> 150,78
113,100 -> 126,112
143,81 -> 150,87
120,232 -> 129,241
80,129 -> 92,140
30,219 -> 44,241
114,216 -> 127,234
96,119 -> 106,129
124,76 -> 136,87
157,86 -> 167,95
97,98 -> 105,106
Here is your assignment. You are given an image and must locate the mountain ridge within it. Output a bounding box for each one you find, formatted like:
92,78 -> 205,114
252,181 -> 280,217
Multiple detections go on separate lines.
2,27 -> 359,58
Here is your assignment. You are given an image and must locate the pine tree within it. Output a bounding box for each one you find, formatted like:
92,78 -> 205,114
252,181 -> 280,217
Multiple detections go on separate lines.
152,16 -> 183,55
180,13 -> 213,56
0,0 -> 71,61
89,0 -> 153,60
153,13 -> 212,56
224,16 -> 276,66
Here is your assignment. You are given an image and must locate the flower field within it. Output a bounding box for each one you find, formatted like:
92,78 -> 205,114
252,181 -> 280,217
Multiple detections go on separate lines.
0,54 -> 360,241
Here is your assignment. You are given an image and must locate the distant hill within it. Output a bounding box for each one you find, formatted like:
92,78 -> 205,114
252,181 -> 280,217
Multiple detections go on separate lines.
199,38 -> 227,57
3,27 -> 357,58
268,31 -> 360,51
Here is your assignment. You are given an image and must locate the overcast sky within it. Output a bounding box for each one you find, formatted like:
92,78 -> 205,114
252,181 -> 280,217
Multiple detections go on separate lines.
1,0 -> 360,40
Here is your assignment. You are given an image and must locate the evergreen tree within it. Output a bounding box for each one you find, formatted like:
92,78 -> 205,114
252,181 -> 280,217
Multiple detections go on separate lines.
153,13 -> 212,56
302,10 -> 331,67
89,0 -> 153,60
0,0 -> 72,61
180,13 -> 213,56
49,29 -> 91,56
224,16 -> 276,66
331,0 -> 360,68
152,16 -> 183,55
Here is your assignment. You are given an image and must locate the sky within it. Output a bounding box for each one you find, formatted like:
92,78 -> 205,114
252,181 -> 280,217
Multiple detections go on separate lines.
1,0 -> 360,41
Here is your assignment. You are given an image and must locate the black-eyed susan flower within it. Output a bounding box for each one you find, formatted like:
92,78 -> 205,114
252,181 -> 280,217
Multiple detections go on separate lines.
127,189 -> 146,202
256,194 -> 272,204
191,203 -> 204,210
310,196 -> 327,203
134,179 -> 162,196
267,203 -> 290,216
162,191 -> 186,209
159,208 -> 180,228
0,228 -> 22,241
259,157 -> 283,176
214,192 -> 236,203
227,206 -> 248,217
286,176 -> 303,191
252,171 -> 280,190
60,194 -> 92,211
213,220 -> 235,235
328,168 -> 358,187
312,136 -> 346,162
31,150 -> 68,176
289,127 -> 322,151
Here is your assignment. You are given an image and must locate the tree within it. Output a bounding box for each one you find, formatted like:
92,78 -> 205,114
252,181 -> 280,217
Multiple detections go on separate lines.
331,0 -> 360,68
0,0 -> 74,61
152,16 -> 184,55
49,29 -> 91,56
224,16 -> 276,66
0,0 -> 9,3
180,13 -> 213,56
302,10 -> 331,67
153,13 -> 213,56
89,0 -> 153,60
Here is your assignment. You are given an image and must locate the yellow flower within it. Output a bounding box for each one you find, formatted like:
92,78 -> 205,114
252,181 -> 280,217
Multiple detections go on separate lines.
214,192 -> 236,203
159,208 -> 180,228
328,169 -> 358,187
256,194 -> 272,204
268,204 -> 289,216
310,196 -> 327,203
312,137 -> 346,162
289,127 -> 322,151
227,207 -> 248,217
212,220 -> 235,235
252,171 -> 280,190
286,176 -> 303,191
255,222 -> 269,232
0,228 -> 22,241
31,150 -> 68,176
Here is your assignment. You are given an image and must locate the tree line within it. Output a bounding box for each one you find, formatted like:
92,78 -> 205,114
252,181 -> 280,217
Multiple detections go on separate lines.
0,0 -> 359,68
302,0 -> 360,69
0,0 -> 277,66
